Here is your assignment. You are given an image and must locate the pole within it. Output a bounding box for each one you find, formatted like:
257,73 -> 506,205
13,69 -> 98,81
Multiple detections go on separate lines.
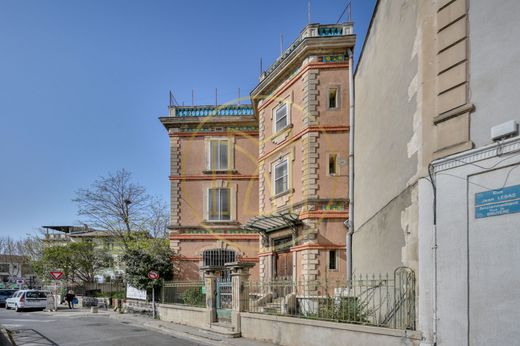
347,48 -> 355,286
152,284 -> 155,319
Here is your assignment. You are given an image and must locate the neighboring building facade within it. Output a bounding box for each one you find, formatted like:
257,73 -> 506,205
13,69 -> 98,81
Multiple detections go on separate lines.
43,225 -> 125,282
245,23 -> 354,284
160,105 -> 260,280
0,255 -> 34,288
354,0 -> 520,345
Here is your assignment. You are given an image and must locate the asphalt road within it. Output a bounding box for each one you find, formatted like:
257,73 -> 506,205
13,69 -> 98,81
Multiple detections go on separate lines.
0,308 -> 204,346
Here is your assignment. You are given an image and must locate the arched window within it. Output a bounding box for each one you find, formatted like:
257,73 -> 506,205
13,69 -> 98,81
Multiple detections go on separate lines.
202,249 -> 236,268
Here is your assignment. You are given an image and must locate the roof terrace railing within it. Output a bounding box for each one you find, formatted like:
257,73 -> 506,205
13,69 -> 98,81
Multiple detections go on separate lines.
261,23 -> 353,81
169,105 -> 254,117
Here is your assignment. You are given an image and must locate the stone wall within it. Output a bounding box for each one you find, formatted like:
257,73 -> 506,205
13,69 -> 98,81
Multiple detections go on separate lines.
158,304 -> 207,329
241,313 -> 420,346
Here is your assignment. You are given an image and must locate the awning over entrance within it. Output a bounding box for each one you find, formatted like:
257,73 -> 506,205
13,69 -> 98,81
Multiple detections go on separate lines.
241,212 -> 303,234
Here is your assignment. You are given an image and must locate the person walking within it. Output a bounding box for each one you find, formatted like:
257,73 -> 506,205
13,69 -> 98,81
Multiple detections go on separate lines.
65,290 -> 76,309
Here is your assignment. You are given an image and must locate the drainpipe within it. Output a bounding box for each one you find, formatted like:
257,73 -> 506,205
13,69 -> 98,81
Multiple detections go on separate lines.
346,48 -> 355,284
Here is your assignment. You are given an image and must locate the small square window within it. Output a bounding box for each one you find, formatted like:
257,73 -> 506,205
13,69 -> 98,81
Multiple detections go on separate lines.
328,154 -> 338,175
273,160 -> 288,195
274,104 -> 288,132
328,250 -> 337,270
329,88 -> 338,109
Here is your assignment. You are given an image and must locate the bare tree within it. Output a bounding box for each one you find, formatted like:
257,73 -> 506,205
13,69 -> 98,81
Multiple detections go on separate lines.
145,197 -> 169,239
73,169 -> 168,247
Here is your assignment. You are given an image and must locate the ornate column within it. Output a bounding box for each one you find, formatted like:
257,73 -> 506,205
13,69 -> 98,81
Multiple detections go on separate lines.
225,262 -> 255,334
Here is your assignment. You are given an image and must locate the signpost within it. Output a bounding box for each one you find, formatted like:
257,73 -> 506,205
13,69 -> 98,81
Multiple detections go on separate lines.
50,271 -> 63,280
147,271 -> 160,319
16,278 -> 24,289
50,271 -> 64,311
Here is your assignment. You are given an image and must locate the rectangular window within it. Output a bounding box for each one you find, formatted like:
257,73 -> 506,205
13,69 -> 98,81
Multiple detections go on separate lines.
274,104 -> 288,132
0,264 -> 9,273
329,88 -> 338,108
328,153 -> 338,175
208,188 -> 231,221
328,250 -> 337,270
274,160 -> 289,195
209,139 -> 229,170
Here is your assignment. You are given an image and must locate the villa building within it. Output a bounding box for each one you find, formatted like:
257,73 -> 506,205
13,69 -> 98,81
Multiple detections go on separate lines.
160,23 -> 355,285
244,23 -> 355,285
160,105 -> 260,280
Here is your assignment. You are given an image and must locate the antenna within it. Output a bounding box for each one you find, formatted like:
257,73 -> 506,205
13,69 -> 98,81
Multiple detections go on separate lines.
308,0 -> 311,24
280,34 -> 284,55
215,88 -> 218,106
192,89 -> 195,106
238,88 -> 241,105
337,1 -> 352,24
260,57 -> 263,76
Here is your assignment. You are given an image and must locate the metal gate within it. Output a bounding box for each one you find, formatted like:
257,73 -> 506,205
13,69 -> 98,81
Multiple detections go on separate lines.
216,275 -> 232,321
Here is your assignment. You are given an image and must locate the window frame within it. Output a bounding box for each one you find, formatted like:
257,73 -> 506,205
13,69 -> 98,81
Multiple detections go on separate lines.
273,103 -> 290,134
273,159 -> 289,196
206,138 -> 232,171
207,187 -> 231,221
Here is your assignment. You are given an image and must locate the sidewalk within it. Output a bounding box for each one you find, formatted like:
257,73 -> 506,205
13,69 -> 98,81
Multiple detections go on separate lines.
42,307 -> 273,346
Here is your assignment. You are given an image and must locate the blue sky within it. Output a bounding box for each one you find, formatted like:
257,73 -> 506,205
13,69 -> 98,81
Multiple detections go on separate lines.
0,0 -> 376,239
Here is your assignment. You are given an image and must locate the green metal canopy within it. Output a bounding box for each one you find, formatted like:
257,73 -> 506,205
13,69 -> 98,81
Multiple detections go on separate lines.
241,212 -> 302,234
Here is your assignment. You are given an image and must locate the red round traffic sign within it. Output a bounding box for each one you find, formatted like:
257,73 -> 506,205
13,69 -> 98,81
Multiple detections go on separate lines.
147,270 -> 160,280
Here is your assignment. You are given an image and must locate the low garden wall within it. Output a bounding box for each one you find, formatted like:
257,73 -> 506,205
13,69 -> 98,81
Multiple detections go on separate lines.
240,313 -> 421,346
124,299 -> 153,315
157,304 -> 207,329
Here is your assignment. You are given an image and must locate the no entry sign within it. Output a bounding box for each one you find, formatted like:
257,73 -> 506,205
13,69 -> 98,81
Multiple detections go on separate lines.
147,271 -> 160,280
50,271 -> 63,280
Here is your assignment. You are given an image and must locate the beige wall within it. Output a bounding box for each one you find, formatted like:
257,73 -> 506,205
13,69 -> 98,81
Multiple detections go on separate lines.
178,135 -> 258,176
241,313 -> 420,346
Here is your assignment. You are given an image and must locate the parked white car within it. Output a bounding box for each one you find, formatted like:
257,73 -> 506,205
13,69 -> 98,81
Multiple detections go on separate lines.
5,290 -> 48,312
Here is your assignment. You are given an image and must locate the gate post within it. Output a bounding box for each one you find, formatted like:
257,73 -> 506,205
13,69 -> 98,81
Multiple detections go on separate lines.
201,266 -> 219,326
225,262 -> 255,334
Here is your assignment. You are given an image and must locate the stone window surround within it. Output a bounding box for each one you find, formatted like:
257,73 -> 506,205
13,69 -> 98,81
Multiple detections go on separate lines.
271,93 -> 293,136
204,136 -> 236,172
202,180 -> 238,223
268,149 -> 295,201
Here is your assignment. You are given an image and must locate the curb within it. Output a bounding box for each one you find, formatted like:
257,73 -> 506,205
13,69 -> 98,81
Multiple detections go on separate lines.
108,313 -> 225,345
0,326 -> 16,346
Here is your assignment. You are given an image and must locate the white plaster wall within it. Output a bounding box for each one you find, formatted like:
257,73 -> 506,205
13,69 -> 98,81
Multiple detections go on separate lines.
354,0 -> 419,228
353,0 -> 419,275
469,0 -> 520,147
434,139 -> 520,345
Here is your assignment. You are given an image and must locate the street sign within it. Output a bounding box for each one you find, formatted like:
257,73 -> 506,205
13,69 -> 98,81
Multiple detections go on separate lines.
50,271 -> 64,280
147,270 -> 160,280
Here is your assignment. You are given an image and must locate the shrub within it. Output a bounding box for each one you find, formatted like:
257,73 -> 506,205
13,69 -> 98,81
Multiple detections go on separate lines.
182,287 -> 205,307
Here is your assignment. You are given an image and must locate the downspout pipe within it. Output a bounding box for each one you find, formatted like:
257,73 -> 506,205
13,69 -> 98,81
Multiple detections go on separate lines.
346,48 -> 355,284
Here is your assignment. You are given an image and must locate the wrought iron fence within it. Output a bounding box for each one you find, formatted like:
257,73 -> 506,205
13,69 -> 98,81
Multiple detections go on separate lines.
246,267 -> 416,330
161,281 -> 206,307
70,281 -> 125,297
